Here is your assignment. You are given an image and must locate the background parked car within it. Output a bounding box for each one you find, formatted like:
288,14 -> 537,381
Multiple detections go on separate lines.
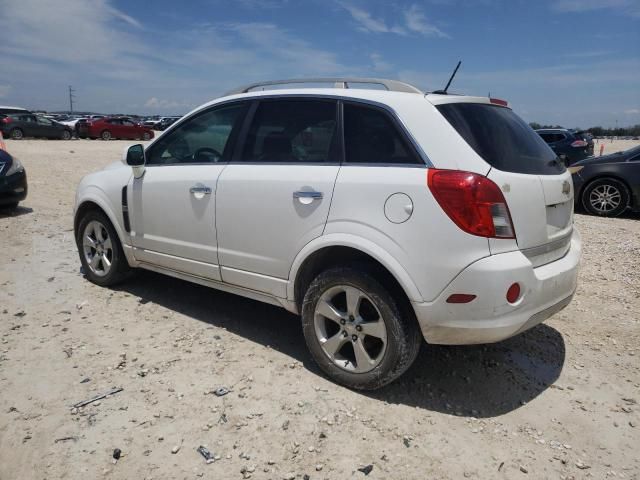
78,117 -> 154,140
571,145 -> 640,217
0,105 -> 30,116
536,128 -> 594,165
0,113 -> 73,140
0,148 -> 27,209
156,116 -> 181,131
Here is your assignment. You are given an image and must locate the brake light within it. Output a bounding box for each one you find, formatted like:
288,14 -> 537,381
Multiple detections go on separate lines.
489,98 -> 509,107
1,117 -> 12,124
571,140 -> 587,148
427,169 -> 516,239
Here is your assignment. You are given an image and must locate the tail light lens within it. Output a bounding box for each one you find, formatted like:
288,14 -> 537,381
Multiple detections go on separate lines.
571,140 -> 587,148
1,117 -> 12,124
427,169 -> 516,239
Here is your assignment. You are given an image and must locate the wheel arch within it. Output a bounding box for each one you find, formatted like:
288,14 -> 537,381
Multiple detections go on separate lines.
74,194 -> 134,265
289,234 -> 423,313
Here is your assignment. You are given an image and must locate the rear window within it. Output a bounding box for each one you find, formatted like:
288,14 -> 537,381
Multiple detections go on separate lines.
437,103 -> 565,175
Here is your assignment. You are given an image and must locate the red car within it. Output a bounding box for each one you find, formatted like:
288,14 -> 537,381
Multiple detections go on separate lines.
79,117 -> 154,141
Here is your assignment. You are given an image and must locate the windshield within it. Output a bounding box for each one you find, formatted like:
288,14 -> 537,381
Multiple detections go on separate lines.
437,103 -> 565,175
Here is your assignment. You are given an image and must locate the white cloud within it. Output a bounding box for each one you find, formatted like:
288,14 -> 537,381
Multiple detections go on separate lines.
338,2 -> 449,37
404,4 -> 449,38
370,53 -> 393,72
552,0 -> 640,17
624,109 -> 640,114
144,97 -> 194,109
338,2 -> 398,33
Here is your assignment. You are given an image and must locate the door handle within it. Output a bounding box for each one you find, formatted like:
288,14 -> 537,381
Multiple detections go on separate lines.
190,186 -> 212,195
293,191 -> 323,200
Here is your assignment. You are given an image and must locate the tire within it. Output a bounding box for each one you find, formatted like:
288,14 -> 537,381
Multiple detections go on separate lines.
142,132 -> 151,141
101,130 -> 112,141
1,202 -> 19,210
581,177 -> 630,217
301,266 -> 421,390
10,128 -> 24,140
61,129 -> 72,140
75,209 -> 131,286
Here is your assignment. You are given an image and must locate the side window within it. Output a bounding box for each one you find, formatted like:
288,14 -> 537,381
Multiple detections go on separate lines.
37,117 -> 53,125
241,100 -> 338,163
343,103 -> 422,165
122,120 -> 135,127
146,103 -> 246,165
538,133 -> 553,143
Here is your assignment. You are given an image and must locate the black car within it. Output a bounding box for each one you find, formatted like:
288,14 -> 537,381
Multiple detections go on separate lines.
571,145 -> 640,217
536,128 -> 594,165
0,149 -> 28,209
0,106 -> 30,116
156,116 -> 181,131
0,113 -> 73,140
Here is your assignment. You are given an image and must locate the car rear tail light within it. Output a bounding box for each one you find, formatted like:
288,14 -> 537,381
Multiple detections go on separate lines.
489,98 -> 509,107
506,283 -> 521,303
427,169 -> 516,239
571,140 -> 588,148
1,117 -> 12,124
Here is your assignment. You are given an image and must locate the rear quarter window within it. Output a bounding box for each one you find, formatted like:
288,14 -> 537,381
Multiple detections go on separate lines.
437,103 -> 565,175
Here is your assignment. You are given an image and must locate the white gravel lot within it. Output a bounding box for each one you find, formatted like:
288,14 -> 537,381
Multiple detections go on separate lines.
0,138 -> 639,480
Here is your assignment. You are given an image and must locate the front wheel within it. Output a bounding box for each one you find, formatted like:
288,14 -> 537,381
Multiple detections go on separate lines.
101,130 -> 112,140
61,129 -> 72,140
301,266 -> 421,390
75,210 -> 131,286
582,177 -> 629,217
142,132 -> 151,141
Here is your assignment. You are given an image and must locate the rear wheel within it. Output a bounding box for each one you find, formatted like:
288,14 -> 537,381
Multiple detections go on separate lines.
76,210 -> 131,286
301,266 -> 421,390
10,128 -> 23,140
101,130 -> 112,140
61,129 -> 72,140
142,132 -> 151,141
582,177 -> 629,217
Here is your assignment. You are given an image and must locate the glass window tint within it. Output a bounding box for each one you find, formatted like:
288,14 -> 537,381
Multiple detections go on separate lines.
242,100 -> 337,163
437,103 -> 564,175
146,104 -> 245,165
343,103 -> 422,165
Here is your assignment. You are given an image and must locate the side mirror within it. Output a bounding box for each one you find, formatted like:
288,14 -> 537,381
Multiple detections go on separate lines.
125,144 -> 145,178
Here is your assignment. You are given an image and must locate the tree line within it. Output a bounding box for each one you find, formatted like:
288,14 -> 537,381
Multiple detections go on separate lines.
529,122 -> 640,137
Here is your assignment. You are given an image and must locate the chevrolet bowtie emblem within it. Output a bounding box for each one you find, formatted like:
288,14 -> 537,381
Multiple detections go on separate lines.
562,180 -> 571,195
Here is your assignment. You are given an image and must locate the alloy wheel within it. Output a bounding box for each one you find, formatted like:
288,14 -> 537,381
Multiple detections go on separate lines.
314,285 -> 387,373
82,220 -> 113,277
589,184 -> 621,214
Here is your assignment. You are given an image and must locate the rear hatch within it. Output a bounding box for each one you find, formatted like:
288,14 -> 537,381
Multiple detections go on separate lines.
436,101 -> 574,266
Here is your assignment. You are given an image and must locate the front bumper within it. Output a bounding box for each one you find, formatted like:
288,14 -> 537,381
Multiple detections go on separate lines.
413,229 -> 581,345
0,170 -> 28,205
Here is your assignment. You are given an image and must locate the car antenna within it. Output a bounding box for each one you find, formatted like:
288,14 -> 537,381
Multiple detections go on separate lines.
432,60 -> 461,94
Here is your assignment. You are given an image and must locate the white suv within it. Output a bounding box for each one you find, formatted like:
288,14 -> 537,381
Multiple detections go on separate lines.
73,78 -> 581,390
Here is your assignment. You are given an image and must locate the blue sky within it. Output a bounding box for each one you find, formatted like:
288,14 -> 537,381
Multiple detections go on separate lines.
0,0 -> 638,127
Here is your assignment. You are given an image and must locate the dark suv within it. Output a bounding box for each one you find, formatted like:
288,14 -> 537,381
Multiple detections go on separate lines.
1,113 -> 73,140
535,128 -> 594,165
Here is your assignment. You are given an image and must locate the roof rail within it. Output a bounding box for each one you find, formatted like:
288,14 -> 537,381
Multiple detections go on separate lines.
224,78 -> 423,96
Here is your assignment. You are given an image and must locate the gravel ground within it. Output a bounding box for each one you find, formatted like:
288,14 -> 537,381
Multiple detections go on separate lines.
1,138 -> 639,480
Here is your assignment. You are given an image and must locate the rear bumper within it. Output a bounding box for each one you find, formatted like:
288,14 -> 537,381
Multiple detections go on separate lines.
413,229 -> 581,345
0,170 -> 28,205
